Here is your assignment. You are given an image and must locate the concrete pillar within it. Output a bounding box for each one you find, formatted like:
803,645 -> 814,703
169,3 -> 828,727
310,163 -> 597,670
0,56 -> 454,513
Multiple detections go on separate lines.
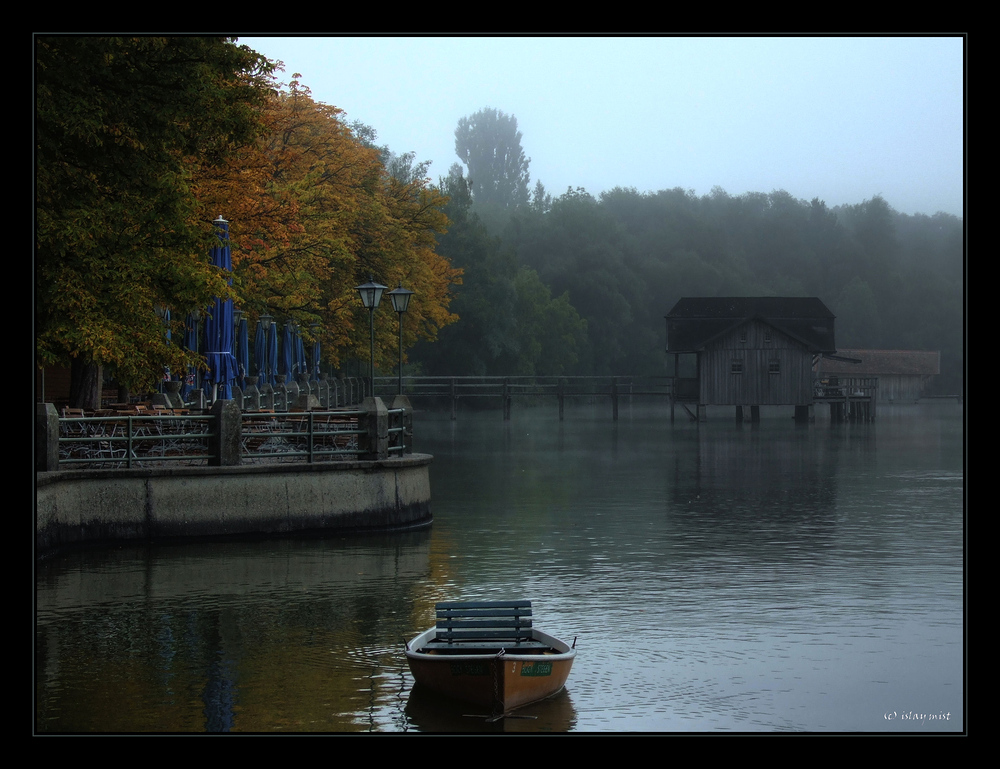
208,398 -> 242,466
244,378 -> 261,411
36,403 -> 60,472
295,392 -> 321,411
360,396 -> 388,460
189,388 -> 206,412
163,380 -> 184,409
260,382 -> 274,410
275,375 -> 288,411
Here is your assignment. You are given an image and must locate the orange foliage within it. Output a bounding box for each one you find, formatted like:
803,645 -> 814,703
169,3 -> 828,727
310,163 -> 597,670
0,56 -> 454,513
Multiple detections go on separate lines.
193,77 -> 460,371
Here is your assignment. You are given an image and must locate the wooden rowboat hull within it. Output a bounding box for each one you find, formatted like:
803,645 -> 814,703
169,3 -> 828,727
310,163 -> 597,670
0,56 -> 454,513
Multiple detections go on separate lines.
405,627 -> 575,713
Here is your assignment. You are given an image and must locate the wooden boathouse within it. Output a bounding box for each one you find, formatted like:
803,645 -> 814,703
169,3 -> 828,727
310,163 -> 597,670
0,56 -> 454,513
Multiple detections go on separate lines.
665,297 -> 874,422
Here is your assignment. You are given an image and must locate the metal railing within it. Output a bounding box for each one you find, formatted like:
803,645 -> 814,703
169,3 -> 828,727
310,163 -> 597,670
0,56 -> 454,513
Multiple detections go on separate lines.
58,413 -> 215,468
812,376 -> 879,400
54,403 -> 413,470
240,409 -> 363,463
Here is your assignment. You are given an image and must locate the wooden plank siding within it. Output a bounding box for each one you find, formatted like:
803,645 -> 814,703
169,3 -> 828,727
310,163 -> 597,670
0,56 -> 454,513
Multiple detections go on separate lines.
699,319 -> 814,406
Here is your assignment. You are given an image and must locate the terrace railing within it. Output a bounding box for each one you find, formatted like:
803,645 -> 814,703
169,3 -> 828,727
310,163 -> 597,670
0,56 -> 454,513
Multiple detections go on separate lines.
38,397 -> 411,472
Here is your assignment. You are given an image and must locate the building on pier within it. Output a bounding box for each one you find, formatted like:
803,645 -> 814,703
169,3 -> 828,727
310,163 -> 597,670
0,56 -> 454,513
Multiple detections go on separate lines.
815,349 -> 939,403
665,297 -> 874,422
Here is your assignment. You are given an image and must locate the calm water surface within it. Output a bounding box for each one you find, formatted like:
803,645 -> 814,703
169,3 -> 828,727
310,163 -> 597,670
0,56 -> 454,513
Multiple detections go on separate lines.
36,403 -> 965,733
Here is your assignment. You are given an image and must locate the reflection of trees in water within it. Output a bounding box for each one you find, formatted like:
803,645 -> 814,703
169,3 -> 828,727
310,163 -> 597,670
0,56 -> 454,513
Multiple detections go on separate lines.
36,534 -> 433,732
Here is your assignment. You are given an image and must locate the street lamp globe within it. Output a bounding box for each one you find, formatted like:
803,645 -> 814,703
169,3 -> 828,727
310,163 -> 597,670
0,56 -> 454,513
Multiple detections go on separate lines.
356,276 -> 387,310
388,283 -> 414,314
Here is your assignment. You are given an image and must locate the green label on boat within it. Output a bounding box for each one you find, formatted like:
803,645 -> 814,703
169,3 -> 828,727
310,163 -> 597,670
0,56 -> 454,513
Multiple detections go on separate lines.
519,662 -> 553,677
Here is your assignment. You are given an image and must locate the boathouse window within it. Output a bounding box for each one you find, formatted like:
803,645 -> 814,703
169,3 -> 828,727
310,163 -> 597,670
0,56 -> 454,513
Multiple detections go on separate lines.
731,359 -> 743,374
764,330 -> 772,344
739,330 -> 747,343
769,358 -> 781,374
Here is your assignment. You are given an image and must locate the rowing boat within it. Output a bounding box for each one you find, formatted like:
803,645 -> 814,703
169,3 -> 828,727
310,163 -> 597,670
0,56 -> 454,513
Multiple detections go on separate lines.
404,600 -> 576,717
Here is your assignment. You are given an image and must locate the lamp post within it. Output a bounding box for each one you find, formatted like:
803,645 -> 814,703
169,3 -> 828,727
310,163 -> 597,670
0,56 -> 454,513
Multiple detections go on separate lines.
388,283 -> 414,395
355,275 -> 387,398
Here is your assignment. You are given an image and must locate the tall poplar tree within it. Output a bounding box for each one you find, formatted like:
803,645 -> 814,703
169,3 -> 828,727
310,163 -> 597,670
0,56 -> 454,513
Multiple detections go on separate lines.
454,107 -> 531,219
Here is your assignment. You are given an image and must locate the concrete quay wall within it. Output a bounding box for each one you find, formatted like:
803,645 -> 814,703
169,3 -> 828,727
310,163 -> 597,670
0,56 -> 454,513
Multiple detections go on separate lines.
36,454 -> 432,556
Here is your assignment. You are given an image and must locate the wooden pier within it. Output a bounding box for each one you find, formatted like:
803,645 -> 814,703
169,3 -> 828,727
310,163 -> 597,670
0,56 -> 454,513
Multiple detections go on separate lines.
811,376 -> 878,422
373,375 -> 673,420
372,374 -> 877,422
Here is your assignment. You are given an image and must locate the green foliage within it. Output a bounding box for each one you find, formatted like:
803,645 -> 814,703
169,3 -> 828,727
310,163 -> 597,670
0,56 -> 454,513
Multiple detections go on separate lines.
499,184 -> 962,384
411,166 -> 585,377
36,36 -> 275,390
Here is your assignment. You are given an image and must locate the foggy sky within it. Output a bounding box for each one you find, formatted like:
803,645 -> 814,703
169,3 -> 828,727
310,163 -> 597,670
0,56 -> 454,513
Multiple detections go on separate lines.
239,35 -> 964,217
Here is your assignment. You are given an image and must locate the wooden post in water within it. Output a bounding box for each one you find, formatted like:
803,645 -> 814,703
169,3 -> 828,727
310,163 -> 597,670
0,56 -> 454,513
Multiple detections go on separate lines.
450,378 -> 457,420
612,377 -> 619,421
502,378 -> 511,420
558,378 -> 565,421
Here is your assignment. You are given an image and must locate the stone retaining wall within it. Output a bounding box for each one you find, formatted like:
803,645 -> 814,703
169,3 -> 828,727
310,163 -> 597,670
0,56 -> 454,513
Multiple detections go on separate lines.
36,454 -> 432,556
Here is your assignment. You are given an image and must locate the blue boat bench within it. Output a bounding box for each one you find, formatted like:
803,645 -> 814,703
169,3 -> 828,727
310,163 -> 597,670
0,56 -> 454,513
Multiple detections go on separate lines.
422,600 -> 550,654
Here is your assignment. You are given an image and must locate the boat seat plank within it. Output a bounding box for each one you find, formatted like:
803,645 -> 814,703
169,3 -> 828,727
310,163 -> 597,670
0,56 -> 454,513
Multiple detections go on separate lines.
433,599 -> 536,646
436,600 -> 532,610
422,642 -> 550,654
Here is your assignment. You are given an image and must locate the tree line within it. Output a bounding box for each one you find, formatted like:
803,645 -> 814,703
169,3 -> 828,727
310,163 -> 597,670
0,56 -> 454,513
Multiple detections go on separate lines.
412,107 -> 963,394
36,45 -> 963,406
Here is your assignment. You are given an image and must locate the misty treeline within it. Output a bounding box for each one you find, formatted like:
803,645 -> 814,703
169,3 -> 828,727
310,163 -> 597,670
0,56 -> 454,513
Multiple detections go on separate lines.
409,107 -> 963,394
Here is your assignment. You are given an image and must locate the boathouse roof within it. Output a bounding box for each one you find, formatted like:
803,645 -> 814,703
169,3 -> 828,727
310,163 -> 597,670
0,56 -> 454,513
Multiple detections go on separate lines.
665,297 -> 836,353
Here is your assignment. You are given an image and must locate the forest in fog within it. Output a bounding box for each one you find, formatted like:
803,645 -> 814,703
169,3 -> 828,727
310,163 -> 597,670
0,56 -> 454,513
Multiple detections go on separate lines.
410,109 -> 964,394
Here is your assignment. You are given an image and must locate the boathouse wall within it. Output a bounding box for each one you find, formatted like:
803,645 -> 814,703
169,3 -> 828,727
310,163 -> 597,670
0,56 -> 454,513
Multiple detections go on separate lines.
699,320 -> 814,406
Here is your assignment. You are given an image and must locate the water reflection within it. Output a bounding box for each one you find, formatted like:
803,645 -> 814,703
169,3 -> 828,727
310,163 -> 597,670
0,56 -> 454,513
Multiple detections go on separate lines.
36,403 -> 963,732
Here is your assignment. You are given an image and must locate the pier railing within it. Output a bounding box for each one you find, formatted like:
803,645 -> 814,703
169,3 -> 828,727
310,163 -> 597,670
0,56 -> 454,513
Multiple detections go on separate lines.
37,397 -> 412,471
812,375 -> 878,422
373,375 -> 675,419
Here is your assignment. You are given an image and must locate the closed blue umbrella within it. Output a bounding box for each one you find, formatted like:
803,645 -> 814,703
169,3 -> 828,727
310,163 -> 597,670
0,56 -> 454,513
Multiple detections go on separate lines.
254,318 -> 268,383
237,316 -> 249,391
281,321 -> 296,380
266,320 -> 279,387
182,312 -> 200,400
158,307 -> 172,388
311,337 -> 321,381
295,332 -> 307,378
309,323 -> 321,381
203,217 -> 239,401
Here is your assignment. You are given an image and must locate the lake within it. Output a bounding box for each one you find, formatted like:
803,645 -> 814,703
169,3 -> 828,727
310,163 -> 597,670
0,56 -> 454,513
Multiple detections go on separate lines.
35,401 -> 965,733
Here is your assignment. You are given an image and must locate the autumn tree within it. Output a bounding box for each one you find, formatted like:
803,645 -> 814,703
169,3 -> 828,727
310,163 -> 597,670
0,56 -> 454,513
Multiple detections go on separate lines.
195,78 -> 460,375
36,36 -> 274,406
